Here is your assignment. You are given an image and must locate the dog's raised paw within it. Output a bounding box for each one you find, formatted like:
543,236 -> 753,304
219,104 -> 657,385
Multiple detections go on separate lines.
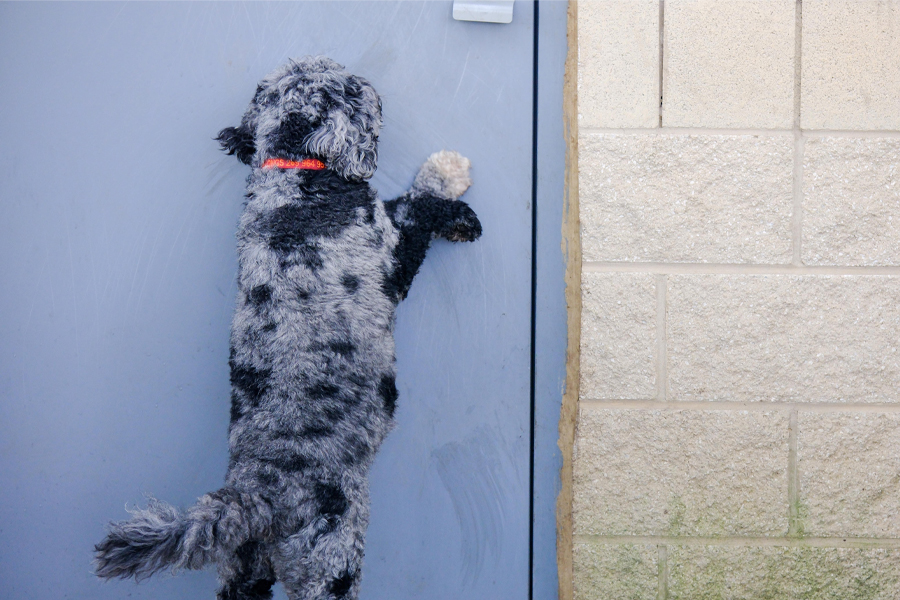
413,150 -> 472,200
438,201 -> 482,243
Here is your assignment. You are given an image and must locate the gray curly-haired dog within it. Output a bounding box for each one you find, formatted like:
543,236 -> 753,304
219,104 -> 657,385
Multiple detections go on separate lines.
95,56 -> 481,600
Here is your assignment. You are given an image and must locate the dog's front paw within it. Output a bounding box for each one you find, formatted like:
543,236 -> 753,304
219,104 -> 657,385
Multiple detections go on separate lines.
413,150 -> 472,200
439,201 -> 482,242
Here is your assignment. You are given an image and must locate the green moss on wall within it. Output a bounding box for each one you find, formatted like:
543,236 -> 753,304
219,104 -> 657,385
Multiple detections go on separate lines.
667,546 -> 900,600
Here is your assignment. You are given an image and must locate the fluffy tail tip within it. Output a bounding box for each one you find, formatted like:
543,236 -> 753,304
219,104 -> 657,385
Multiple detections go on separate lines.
94,498 -> 184,581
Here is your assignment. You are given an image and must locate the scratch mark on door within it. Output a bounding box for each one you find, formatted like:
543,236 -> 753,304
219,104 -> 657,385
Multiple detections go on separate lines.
432,425 -> 507,586
450,50 -> 471,106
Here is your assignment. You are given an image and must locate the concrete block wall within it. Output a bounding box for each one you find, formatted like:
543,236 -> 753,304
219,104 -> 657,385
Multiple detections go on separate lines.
570,1 -> 900,598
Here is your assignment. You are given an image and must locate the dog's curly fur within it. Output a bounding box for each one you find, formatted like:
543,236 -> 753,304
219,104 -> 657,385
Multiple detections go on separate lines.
95,56 -> 481,600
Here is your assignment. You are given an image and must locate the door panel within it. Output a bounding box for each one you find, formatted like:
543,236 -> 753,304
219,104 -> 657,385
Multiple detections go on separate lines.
0,3 -> 534,599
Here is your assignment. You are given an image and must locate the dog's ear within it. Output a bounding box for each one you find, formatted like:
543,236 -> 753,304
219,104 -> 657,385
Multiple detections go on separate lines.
303,75 -> 382,181
216,124 -> 256,165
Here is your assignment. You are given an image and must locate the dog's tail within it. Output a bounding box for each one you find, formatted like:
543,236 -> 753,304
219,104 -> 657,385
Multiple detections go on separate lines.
94,488 -> 272,581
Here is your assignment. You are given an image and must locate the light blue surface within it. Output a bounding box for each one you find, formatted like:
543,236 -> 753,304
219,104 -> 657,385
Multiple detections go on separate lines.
533,4 -> 569,598
0,2 -> 565,598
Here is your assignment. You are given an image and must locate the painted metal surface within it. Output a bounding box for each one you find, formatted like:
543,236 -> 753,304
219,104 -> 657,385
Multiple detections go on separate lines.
532,4 -> 569,598
0,2 -> 553,599
453,0 -> 516,24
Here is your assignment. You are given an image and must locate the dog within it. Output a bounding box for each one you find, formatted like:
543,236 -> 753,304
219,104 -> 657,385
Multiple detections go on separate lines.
95,56 -> 481,600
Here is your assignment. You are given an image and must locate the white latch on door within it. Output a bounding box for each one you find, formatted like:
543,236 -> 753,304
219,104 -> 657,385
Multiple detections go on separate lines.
452,0 -> 514,24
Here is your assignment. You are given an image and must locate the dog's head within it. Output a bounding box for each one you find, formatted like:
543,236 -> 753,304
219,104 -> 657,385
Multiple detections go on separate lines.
217,56 -> 382,181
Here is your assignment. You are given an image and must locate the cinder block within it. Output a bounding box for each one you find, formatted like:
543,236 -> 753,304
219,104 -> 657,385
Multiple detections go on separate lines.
669,545 -> 900,599
578,0 -> 660,128
580,134 -> 794,263
668,545 -> 793,599
573,409 -> 789,536
799,412 -> 900,537
663,0 -> 795,128
668,275 -> 900,402
803,137 -> 900,266
580,272 -> 657,400
573,542 -> 659,600
802,0 -> 900,130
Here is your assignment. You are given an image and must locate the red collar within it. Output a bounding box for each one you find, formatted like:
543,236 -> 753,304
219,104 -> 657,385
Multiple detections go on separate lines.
261,158 -> 326,170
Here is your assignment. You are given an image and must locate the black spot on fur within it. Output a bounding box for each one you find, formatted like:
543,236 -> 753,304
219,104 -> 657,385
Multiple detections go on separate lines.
380,265 -> 401,302
270,428 -> 296,441
229,362 -> 271,406
247,579 -> 276,600
262,322 -> 277,332
216,125 -> 256,166
342,390 -> 365,409
382,203 -> 433,302
340,273 -> 359,294
219,580 -> 274,600
329,340 -> 355,357
257,469 -> 279,486
341,434 -> 369,465
266,178 -> 372,253
248,285 -> 271,305
207,487 -> 241,505
298,245 -> 324,270
321,404 -> 344,421
303,423 -> 335,437
235,541 -> 261,563
229,391 -> 243,424
307,382 -> 340,400
269,112 -> 318,160
382,195 -> 482,302
274,239 -> 324,271
270,454 -> 309,472
347,373 -> 368,388
218,542 -> 275,600
330,571 -> 355,597
314,482 -> 348,517
378,374 -> 398,418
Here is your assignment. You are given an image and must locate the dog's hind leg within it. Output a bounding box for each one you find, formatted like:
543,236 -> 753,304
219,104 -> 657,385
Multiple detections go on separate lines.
272,485 -> 368,600
216,541 -> 276,600
274,522 -> 365,600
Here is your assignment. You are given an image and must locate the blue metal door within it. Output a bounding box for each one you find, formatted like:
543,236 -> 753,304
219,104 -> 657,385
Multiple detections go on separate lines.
0,2 -> 566,599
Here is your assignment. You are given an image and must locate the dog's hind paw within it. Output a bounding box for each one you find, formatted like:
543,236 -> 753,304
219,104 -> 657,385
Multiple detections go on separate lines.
413,150 -> 472,200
